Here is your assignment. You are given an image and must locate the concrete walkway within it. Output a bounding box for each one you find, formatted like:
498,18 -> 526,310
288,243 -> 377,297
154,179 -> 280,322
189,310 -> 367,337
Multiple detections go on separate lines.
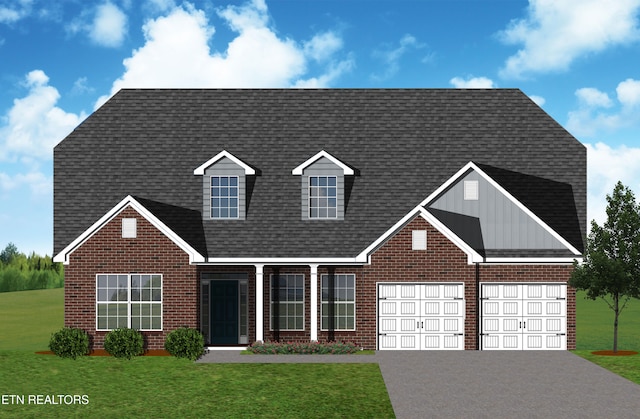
197,350 -> 640,418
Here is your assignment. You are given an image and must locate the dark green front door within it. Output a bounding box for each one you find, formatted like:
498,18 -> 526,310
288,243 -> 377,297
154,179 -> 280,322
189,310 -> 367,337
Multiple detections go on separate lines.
210,281 -> 238,345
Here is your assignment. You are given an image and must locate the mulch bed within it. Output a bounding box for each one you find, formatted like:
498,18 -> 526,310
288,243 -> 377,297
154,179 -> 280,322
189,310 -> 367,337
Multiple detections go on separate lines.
591,350 -> 638,356
36,349 -> 172,356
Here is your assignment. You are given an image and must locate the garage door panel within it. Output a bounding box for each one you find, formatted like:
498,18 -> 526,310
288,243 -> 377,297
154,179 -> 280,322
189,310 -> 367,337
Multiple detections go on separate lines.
481,283 -> 566,351
378,283 -> 465,350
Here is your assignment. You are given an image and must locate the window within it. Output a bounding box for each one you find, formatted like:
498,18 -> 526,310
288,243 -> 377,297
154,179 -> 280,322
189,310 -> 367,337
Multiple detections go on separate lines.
321,274 -> 355,330
270,274 -> 304,330
309,176 -> 337,218
464,180 -> 479,200
211,176 -> 239,218
96,274 -> 162,331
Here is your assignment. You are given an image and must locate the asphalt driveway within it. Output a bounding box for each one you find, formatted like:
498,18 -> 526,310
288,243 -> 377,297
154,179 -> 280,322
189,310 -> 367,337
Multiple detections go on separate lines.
198,350 -> 640,418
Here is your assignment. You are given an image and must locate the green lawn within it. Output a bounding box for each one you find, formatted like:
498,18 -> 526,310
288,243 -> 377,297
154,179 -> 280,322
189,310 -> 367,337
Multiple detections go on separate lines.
0,351 -> 393,418
0,288 -> 64,351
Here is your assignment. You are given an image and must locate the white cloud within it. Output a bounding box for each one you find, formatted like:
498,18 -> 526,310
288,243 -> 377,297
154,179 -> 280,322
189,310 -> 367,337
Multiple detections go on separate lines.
586,142 -> 640,225
371,34 -> 425,81
576,87 -> 613,108
0,0 -> 32,24
529,95 -> 546,106
616,78 -> 640,108
0,171 -> 51,196
90,2 -> 128,47
304,31 -> 343,62
0,70 -> 86,161
96,1 -> 351,108
499,0 -> 640,79
145,0 -> 177,13
449,76 -> 495,88
567,79 -> 640,138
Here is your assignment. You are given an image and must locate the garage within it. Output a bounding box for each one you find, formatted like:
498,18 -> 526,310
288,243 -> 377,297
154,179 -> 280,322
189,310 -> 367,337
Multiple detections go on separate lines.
480,283 -> 567,350
378,283 -> 465,350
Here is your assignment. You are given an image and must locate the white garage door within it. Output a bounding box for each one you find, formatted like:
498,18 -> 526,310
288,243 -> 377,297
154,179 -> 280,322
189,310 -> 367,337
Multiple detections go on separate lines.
481,283 -> 567,350
378,283 -> 465,350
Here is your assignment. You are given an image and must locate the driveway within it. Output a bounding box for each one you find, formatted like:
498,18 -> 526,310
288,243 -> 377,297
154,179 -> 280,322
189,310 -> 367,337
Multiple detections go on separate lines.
198,350 -> 640,418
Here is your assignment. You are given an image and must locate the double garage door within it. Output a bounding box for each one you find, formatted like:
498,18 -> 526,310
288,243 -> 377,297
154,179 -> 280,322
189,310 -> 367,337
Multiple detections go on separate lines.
378,283 -> 465,350
377,282 -> 567,350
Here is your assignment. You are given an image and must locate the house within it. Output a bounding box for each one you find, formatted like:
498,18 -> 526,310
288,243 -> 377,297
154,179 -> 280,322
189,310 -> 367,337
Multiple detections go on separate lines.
53,89 -> 585,351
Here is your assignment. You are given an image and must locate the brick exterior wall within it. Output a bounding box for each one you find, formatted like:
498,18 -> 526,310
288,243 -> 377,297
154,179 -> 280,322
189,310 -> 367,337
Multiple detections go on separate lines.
64,206 -> 198,350
64,209 -> 575,351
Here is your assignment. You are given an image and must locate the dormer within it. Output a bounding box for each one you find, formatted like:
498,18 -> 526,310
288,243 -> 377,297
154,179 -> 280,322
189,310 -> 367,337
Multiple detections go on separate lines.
292,150 -> 354,220
194,151 -> 255,220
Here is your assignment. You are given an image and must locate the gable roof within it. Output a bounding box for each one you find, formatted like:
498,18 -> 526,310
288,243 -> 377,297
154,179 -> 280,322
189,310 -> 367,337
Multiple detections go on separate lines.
54,89 -> 585,259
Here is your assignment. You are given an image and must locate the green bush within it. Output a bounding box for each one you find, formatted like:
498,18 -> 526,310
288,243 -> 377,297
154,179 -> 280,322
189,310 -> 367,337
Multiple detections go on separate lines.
248,340 -> 360,354
164,327 -> 205,360
49,327 -> 89,359
104,328 -> 144,359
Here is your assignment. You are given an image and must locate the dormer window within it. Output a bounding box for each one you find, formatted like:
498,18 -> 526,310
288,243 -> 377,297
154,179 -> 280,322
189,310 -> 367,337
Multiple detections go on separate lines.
194,150 -> 255,221
292,150 -> 354,221
309,176 -> 337,219
211,176 -> 239,219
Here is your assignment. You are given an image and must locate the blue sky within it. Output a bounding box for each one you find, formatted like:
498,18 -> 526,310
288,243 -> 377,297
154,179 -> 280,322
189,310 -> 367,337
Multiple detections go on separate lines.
1,0 -> 640,256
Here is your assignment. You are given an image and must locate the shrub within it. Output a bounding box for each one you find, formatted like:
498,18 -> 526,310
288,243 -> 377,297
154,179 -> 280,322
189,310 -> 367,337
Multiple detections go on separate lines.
164,327 -> 205,360
247,340 -> 359,355
104,328 -> 144,359
49,327 -> 89,359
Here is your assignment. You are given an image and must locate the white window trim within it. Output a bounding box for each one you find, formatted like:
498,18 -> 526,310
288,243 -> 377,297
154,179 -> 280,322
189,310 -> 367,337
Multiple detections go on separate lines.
269,274 -> 305,331
308,175 -> 338,219
210,175 -> 240,219
320,273 -> 356,331
96,274 -> 163,331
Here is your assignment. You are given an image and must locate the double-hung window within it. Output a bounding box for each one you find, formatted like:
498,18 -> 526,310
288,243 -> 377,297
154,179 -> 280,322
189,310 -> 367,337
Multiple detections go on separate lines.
321,274 -> 355,330
211,176 -> 239,219
270,274 -> 304,330
309,176 -> 337,219
96,274 -> 162,331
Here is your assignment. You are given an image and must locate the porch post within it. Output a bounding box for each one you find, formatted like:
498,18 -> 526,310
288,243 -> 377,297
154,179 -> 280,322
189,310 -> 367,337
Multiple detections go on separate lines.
255,264 -> 264,342
310,264 -> 318,342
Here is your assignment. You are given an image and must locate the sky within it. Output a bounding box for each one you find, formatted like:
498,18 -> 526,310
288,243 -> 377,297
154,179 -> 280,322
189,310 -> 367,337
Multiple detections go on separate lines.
1,0 -> 640,256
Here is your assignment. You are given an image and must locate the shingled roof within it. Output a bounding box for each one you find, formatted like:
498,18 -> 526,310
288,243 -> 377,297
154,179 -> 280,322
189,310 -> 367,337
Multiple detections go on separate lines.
53,89 -> 586,259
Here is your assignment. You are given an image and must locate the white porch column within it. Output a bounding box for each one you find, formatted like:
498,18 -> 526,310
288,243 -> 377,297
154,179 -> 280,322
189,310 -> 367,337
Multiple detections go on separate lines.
255,264 -> 264,343
310,264 -> 319,342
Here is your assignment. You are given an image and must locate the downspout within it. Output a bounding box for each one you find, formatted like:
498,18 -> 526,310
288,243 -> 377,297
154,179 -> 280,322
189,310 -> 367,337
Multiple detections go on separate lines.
476,262 -> 481,350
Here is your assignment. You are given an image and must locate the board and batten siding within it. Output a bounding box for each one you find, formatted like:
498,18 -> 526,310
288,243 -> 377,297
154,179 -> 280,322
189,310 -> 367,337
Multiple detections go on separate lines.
301,156 -> 345,220
429,170 -> 566,250
202,156 -> 246,220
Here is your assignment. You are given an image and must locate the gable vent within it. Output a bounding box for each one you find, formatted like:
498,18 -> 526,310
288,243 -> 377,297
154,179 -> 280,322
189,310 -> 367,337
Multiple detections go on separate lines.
122,218 -> 137,238
412,230 -> 427,250
464,180 -> 479,200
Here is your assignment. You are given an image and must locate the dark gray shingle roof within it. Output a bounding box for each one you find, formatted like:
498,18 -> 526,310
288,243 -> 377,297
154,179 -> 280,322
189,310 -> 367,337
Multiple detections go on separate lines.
54,89 -> 586,258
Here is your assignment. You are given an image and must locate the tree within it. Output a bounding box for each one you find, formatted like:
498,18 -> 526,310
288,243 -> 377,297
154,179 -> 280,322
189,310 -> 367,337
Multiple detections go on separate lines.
0,243 -> 19,265
570,181 -> 640,353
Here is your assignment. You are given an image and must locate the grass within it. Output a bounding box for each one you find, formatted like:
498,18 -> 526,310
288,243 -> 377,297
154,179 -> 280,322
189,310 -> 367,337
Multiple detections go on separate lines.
0,351 -> 393,418
0,288 -> 64,351
575,290 -> 640,350
0,289 -> 393,418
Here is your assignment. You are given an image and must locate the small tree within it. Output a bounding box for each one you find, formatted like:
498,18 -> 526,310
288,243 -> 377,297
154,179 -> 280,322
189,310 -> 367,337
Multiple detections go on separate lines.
570,181 -> 640,353
0,243 -> 19,265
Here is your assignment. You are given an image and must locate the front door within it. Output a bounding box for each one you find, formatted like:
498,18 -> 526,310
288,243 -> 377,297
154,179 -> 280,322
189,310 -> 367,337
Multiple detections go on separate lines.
210,280 -> 239,345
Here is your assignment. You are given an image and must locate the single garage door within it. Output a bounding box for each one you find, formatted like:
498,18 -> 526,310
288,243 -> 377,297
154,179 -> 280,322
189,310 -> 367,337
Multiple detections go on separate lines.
481,283 -> 567,350
378,283 -> 465,350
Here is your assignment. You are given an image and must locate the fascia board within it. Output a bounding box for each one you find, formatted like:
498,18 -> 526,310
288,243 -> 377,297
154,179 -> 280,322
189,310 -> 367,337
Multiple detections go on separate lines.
422,161 -> 582,257
292,150 -> 355,175
204,257 -> 365,265
53,196 -> 205,264
356,206 -> 483,265
484,257 -> 582,264
193,150 -> 256,175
